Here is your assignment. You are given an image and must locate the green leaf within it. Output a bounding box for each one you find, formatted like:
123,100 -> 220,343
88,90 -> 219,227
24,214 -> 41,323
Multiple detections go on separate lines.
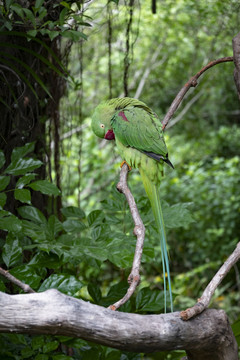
87,210 -> 104,226
38,274 -> 83,296
18,206 -> 46,224
14,189 -> 31,204
62,219 -> 86,233
0,193 -> 7,208
31,335 -> 45,350
10,265 -> 43,288
35,0 -> 45,8
135,287 -> 166,312
0,214 -> 22,233
43,340 -> 59,353
47,215 -> 63,238
4,158 -> 42,176
62,30 -> 87,41
16,173 -> 37,189
11,142 -> 35,162
0,150 -> 5,168
163,201 -> 195,228
22,8 -> 36,27
88,283 -> 102,303
61,206 -> 85,219
28,180 -> 61,196
0,175 -> 10,191
21,346 -> 34,359
2,236 -> 22,267
27,29 -> 37,38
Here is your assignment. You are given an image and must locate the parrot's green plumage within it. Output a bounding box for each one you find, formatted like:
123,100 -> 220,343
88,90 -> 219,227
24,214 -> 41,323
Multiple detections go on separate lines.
92,97 -> 173,312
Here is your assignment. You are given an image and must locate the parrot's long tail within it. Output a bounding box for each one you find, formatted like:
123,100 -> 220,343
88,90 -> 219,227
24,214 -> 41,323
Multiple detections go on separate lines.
140,169 -> 173,312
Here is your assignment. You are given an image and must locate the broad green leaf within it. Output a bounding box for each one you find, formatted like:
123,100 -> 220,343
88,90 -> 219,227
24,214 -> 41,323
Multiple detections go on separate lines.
0,150 -> 5,168
0,215 -> 22,233
2,237 -> 22,267
0,193 -> 6,208
35,0 -> 45,8
22,8 -> 36,27
163,201 -> 195,228
62,219 -> 86,233
31,335 -> 46,350
38,274 -> 83,296
87,210 -> 104,226
21,220 -> 46,242
14,189 -> 31,204
10,265 -> 43,288
16,173 -> 37,189
18,206 -> 47,224
27,29 -> 37,37
4,158 -> 42,176
61,206 -> 85,219
62,30 -> 87,41
47,215 -> 63,238
28,180 -> 61,196
43,340 -> 59,353
0,175 -> 10,191
88,283 -> 102,303
0,280 -> 6,292
21,346 -> 34,358
136,287 -> 167,312
11,142 -> 35,162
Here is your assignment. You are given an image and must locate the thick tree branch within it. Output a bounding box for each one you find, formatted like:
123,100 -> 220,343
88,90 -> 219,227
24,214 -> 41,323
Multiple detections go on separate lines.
0,290 -> 238,360
109,163 -> 145,310
162,56 -> 233,130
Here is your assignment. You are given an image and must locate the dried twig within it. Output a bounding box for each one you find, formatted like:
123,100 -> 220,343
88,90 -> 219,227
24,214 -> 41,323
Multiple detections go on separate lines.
108,163 -> 145,310
180,242 -> 240,321
162,56 -> 234,130
0,267 -> 35,294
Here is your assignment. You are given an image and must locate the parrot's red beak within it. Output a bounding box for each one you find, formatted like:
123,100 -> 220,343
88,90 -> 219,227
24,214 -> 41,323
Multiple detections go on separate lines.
104,129 -> 115,140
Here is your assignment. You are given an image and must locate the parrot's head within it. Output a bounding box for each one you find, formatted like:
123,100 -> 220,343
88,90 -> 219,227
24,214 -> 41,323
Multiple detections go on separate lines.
91,102 -> 116,140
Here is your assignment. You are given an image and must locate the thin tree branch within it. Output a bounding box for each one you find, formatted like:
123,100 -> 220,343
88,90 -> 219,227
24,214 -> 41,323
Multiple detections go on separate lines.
166,89 -> 204,129
180,242 -> 240,321
0,267 -> 35,294
162,56 -> 234,130
108,163 -> 145,310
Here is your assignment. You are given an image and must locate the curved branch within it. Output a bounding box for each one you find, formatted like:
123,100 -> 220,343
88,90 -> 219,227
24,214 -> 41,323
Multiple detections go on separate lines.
0,290 -> 238,360
162,56 -> 234,130
109,163 -> 145,310
181,242 -> 240,321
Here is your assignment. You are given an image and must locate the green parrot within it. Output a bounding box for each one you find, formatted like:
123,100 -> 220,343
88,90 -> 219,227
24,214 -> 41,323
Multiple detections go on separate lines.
91,97 -> 174,312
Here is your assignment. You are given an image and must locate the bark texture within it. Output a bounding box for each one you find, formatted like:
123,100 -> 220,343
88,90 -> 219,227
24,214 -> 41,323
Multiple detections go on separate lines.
0,290 -> 237,360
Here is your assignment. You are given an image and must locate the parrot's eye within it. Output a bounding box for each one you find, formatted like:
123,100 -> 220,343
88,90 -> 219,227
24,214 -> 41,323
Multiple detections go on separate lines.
100,124 -> 105,129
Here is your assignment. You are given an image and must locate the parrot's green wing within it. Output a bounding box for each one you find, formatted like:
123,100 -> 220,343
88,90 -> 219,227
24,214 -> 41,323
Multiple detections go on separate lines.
111,106 -> 168,158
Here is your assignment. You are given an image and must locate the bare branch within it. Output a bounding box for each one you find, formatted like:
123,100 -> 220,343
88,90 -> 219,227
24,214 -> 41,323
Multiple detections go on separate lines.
166,89 -> 204,129
0,267 -> 35,294
0,290 -> 238,359
108,163 -> 145,310
180,242 -> 240,321
162,56 -> 234,130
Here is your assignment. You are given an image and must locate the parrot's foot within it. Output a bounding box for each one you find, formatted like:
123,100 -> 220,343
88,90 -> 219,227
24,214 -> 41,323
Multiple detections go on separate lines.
120,160 -> 132,171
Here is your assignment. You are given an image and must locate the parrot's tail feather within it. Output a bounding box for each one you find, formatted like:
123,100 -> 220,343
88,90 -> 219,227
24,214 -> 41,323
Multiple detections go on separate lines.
140,169 -> 173,312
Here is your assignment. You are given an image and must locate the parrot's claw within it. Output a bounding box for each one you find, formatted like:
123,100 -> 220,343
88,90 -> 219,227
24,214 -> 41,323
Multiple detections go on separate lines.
120,160 -> 132,171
